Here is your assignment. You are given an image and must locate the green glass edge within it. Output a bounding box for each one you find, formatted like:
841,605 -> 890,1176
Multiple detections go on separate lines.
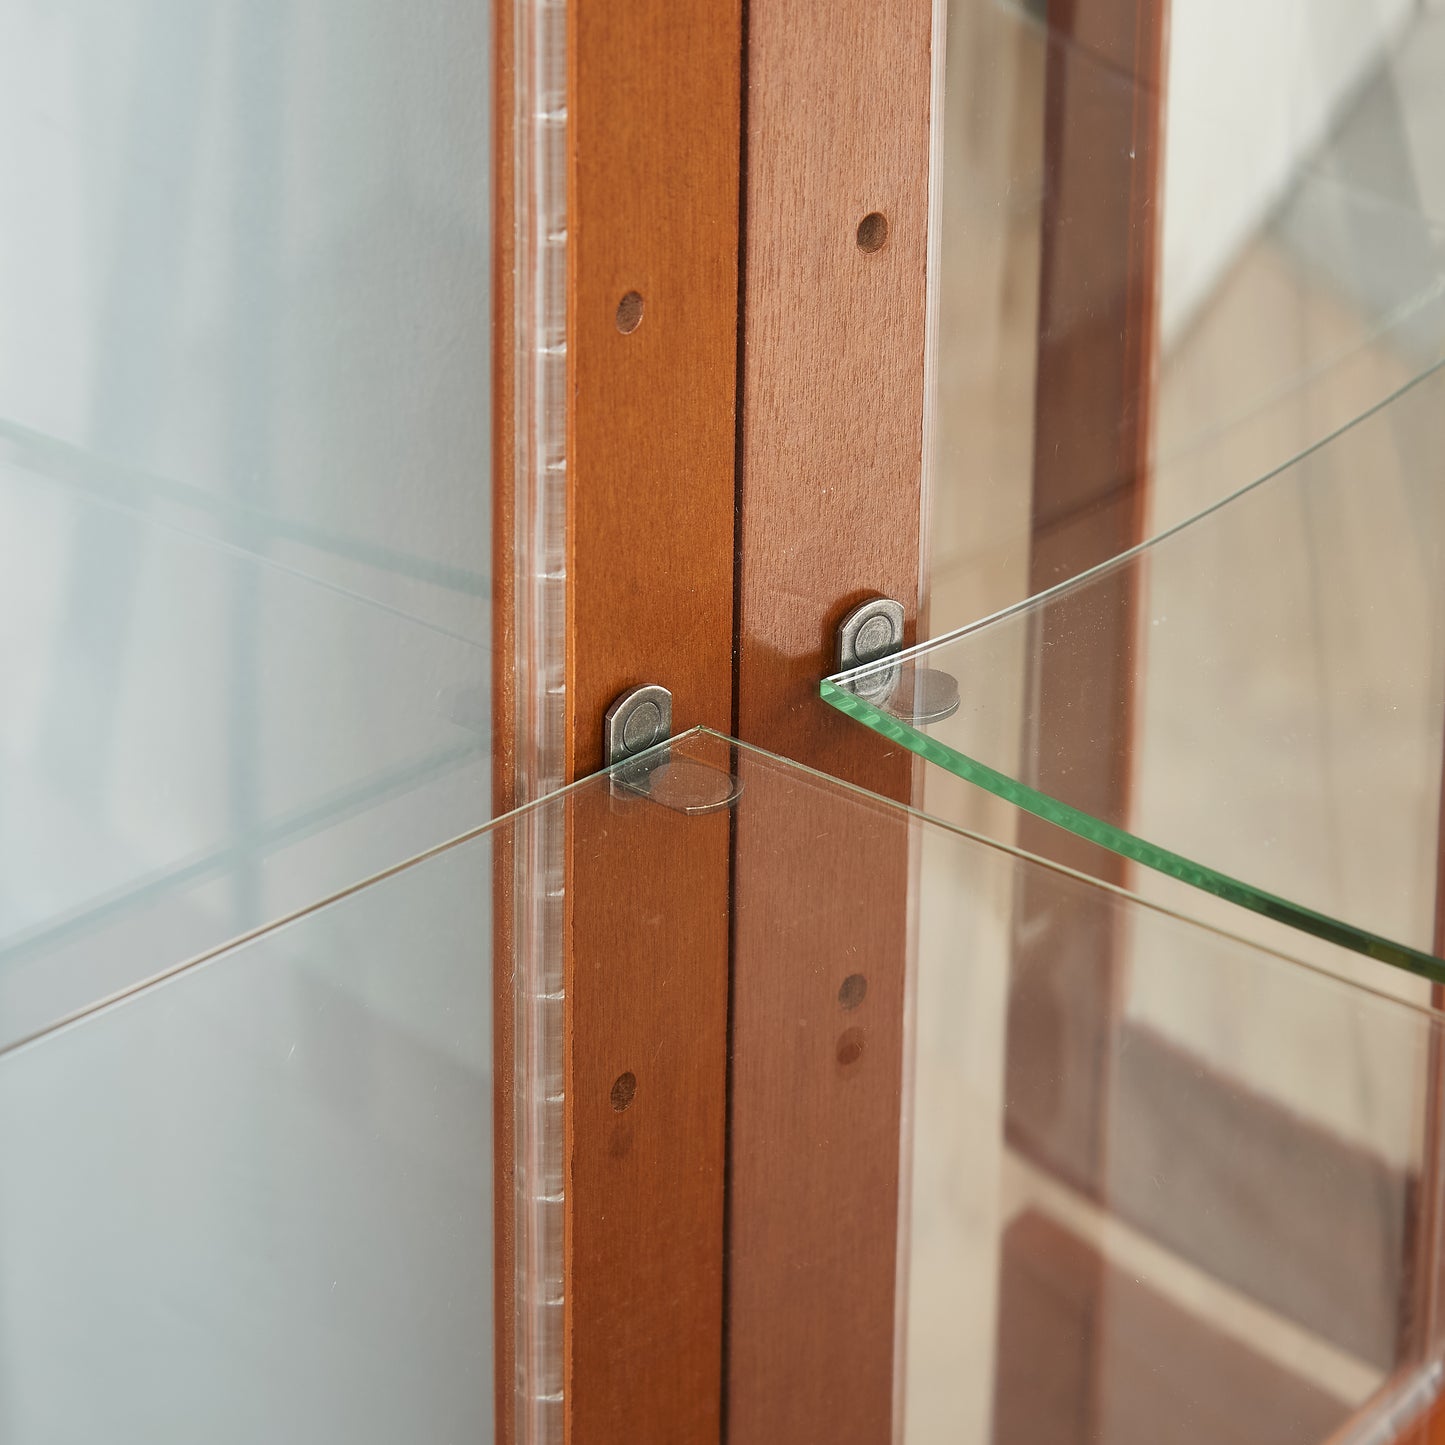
821,678 -> 1445,985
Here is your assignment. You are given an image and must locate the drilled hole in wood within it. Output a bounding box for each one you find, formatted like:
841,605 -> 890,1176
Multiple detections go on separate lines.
836,1028 -> 866,1067
838,973 -> 868,1010
610,1071 -> 637,1112
856,212 -> 889,253
616,291 -> 645,333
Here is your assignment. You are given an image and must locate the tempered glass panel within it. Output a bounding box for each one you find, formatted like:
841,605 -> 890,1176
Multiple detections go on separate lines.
720,733 -> 1445,1442
0,827 -> 501,1444
11,734 -> 1445,1445
827,364 -> 1445,976
0,453 -> 488,1050
5,730 -> 1443,1442
931,0 -> 1445,633
0,1 -> 496,1048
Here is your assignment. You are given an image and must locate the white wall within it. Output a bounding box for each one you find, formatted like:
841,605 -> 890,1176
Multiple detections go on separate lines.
1161,0 -> 1414,344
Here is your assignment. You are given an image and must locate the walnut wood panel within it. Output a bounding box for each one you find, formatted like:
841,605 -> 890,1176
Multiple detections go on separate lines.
563,0 -> 741,1441
1007,0 -> 1167,1191
729,0 -> 932,1439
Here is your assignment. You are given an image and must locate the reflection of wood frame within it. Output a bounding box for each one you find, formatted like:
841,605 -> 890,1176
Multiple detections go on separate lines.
995,1210 -> 1349,1444
1409,829 -> 1445,1436
1004,0 -> 1167,1193
1411,776 -> 1445,1442
1007,7 -> 1445,1442
1029,0 -> 1164,594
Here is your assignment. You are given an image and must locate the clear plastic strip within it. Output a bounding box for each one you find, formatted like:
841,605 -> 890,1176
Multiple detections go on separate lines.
512,0 -> 568,1436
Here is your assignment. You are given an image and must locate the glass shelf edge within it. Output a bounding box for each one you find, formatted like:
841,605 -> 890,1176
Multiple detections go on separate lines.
819,679 -> 1445,986
830,358 -> 1445,698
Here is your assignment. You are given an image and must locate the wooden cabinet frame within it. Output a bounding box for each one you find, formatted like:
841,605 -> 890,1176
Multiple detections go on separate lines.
490,1 -> 1445,1441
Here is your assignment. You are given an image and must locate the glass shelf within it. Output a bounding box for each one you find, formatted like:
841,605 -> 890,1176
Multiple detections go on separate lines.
827,362 -> 1445,979
721,730 -> 1445,1443
0,0 -> 496,1050
0,451 -> 489,1051
929,1 -> 1445,637
0,804 -> 504,1445
5,728 -> 1445,1442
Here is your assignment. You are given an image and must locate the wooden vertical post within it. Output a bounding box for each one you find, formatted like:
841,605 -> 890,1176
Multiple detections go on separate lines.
498,0 -> 744,1437
566,783 -> 733,1443
729,0 -> 933,1438
564,0 -> 742,1440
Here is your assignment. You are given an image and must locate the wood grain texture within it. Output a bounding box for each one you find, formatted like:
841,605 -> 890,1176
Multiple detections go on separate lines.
727,751 -> 910,1445
1007,0 -> 1166,1191
568,0 -> 740,772
733,0 -> 930,775
729,1 -> 931,1439
564,0 -> 741,1440
567,782 -> 732,1445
